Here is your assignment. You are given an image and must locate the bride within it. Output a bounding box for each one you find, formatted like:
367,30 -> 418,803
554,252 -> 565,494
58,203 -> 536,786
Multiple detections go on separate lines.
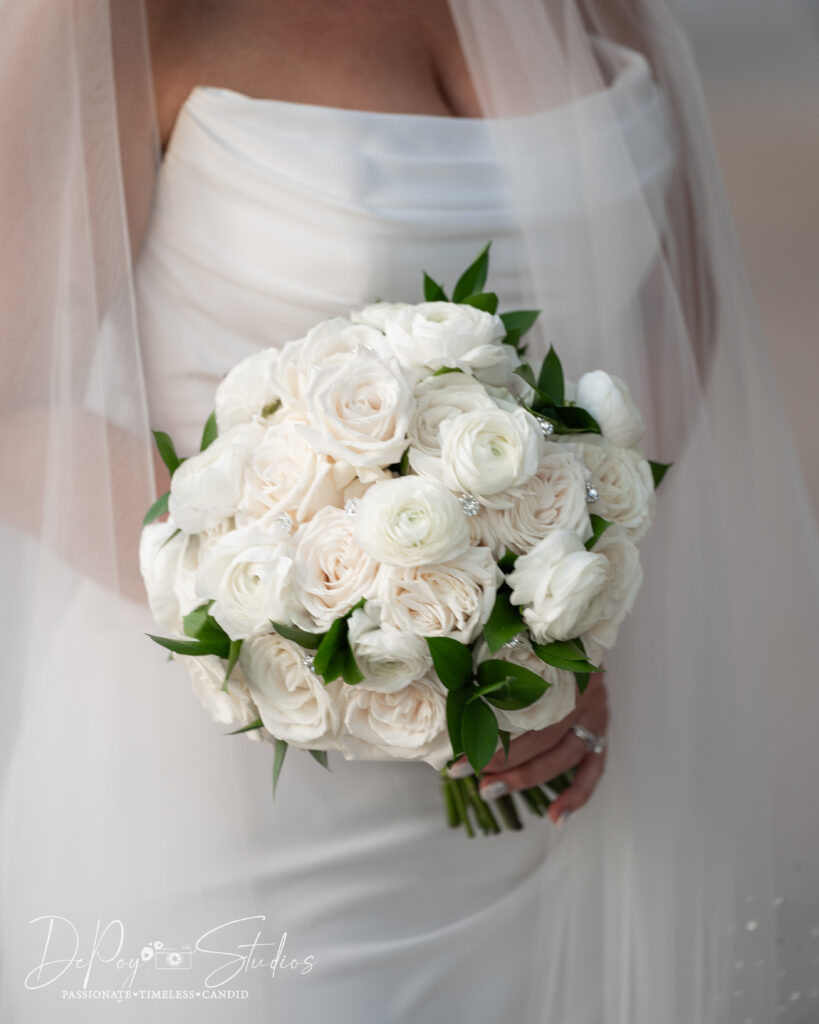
1,1 -> 817,1021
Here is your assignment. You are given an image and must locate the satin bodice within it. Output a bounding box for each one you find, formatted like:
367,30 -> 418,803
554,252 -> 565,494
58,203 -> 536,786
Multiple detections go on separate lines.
135,39 -> 673,454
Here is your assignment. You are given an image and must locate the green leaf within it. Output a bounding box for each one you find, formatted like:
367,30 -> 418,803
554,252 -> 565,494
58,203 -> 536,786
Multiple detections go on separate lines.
308,749 -> 331,771
446,686 -> 470,757
513,362 -> 537,391
452,242 -> 491,303
477,660 -> 551,710
227,718 -> 264,735
482,586 -> 525,652
147,633 -> 230,658
200,410 -> 218,452
500,309 -> 540,344
261,399 -> 282,418
537,346 -> 565,406
431,366 -> 464,377
532,641 -> 599,674
462,292 -> 498,315
158,526 -> 181,551
399,447 -> 410,475
461,699 -> 499,775
313,612 -> 363,685
272,739 -> 288,798
497,549 -> 518,574
585,514 -> 613,550
426,636 -> 474,691
182,603 -> 232,658
271,621 -> 326,650
143,491 -> 169,526
222,639 -> 242,691
152,430 -> 181,476
423,271 -> 447,302
554,406 -> 602,434
649,460 -> 672,489
575,671 -> 590,696
498,729 -> 511,761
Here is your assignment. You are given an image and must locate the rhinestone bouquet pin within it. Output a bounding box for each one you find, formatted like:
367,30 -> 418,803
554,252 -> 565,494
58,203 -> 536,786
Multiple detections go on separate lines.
140,244 -> 670,835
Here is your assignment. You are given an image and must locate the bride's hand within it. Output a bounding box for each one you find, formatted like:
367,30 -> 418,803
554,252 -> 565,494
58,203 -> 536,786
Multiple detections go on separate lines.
450,671 -> 610,826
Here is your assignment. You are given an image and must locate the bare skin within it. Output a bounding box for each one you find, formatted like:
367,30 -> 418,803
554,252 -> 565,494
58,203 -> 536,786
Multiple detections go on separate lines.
145,0 -> 610,823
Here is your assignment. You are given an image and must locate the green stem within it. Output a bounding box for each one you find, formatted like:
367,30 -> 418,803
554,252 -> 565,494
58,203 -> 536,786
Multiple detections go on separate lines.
520,787 -> 546,817
441,774 -> 460,828
449,777 -> 475,838
463,777 -> 501,835
494,793 -> 523,830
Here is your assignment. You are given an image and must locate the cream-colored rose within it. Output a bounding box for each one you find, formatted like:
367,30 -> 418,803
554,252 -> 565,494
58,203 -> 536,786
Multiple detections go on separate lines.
376,545 -> 501,643
354,476 -> 470,568
195,523 -> 295,640
581,525 -> 643,650
214,347 -> 282,433
439,406 -> 542,510
476,441 -> 593,554
139,520 -> 201,635
298,356 -> 413,469
291,507 -> 380,631
240,634 -> 341,748
507,529 -> 609,642
573,433 -> 656,541
347,605 -> 432,693
575,370 -> 645,449
472,639 -> 576,735
274,317 -> 388,404
236,416 -> 351,526
168,421 -> 265,534
179,654 -> 266,740
339,674 -> 451,768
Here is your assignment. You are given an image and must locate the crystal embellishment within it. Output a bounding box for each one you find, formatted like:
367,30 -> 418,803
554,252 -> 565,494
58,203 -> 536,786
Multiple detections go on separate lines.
585,483 -> 600,504
344,498 -> 360,519
271,511 -> 293,532
538,418 -> 555,438
458,493 -> 481,518
301,654 -> 316,673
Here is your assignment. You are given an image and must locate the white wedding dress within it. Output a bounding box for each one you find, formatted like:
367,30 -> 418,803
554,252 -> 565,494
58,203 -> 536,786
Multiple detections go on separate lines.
2,40 -> 677,1023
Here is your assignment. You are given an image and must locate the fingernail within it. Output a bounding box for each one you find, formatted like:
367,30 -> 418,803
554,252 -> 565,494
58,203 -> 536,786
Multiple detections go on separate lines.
480,780 -> 509,800
447,761 -> 474,779
553,810 -> 571,828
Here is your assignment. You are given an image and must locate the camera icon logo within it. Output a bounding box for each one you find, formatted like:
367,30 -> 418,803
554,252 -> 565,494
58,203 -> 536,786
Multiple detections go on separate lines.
141,940 -> 193,970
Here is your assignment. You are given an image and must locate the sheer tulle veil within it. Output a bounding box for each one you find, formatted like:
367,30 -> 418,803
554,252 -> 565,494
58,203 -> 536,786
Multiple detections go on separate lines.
1,1 -> 817,1021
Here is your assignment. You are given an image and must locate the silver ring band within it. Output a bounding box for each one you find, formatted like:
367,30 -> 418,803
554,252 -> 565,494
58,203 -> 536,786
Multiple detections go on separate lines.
571,723 -> 607,755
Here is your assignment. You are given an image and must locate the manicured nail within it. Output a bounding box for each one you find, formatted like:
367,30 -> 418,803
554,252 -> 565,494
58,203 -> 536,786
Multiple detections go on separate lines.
480,780 -> 509,800
553,810 -> 571,828
447,760 -> 474,779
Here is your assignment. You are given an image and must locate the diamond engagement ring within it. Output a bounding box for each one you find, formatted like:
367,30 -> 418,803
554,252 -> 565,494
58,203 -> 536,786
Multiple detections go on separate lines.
571,723 -> 607,755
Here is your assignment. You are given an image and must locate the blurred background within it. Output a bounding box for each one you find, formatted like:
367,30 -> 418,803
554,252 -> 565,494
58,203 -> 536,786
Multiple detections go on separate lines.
676,0 -> 819,510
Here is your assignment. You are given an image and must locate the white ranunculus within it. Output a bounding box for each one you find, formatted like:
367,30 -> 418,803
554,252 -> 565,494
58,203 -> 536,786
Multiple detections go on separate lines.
275,317 -> 388,405
575,370 -> 645,449
339,673 -> 451,768
347,605 -> 432,693
139,520 -> 201,635
291,507 -> 381,631
195,523 -> 295,640
472,639 -> 576,736
214,347 -> 282,433
237,417 -> 350,526
476,441 -> 593,554
376,545 -> 501,644
354,476 -> 470,568
179,654 -> 266,739
438,406 -> 542,510
573,434 -> 656,541
168,421 -> 265,534
240,635 -> 341,748
298,356 -> 413,469
507,529 -> 609,643
581,526 -> 643,650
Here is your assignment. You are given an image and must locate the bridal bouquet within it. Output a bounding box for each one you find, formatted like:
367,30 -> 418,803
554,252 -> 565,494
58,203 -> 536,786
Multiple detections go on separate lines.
140,246 -> 668,835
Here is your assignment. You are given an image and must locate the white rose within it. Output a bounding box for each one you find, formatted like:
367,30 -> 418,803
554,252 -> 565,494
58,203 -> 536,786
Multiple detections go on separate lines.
275,317 -> 388,404
237,417 -> 351,526
168,421 -> 265,534
179,654 -> 265,739
376,545 -> 501,644
573,434 -> 656,541
407,373 -> 498,480
298,356 -> 413,469
581,526 -> 643,650
240,634 -> 341,747
139,520 -> 201,635
347,605 -> 432,693
195,523 -> 295,640
476,441 -> 593,554
507,529 -> 609,643
356,301 -> 509,379
575,370 -> 645,449
472,639 -> 576,735
354,476 -> 470,567
439,406 -> 542,510
339,674 -> 451,768
291,507 -> 380,631
214,347 -> 281,433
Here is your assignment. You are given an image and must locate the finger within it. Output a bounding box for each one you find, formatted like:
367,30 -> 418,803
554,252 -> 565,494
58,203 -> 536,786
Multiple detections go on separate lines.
547,748 -> 607,823
449,717 -> 575,778
478,729 -> 589,798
